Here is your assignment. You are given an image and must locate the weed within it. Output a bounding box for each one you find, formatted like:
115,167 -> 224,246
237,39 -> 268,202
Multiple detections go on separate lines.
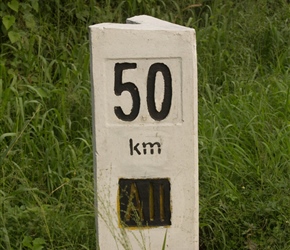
1,0 -> 290,249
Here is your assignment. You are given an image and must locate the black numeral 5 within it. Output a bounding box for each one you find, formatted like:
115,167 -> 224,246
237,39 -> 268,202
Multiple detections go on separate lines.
114,63 -> 140,121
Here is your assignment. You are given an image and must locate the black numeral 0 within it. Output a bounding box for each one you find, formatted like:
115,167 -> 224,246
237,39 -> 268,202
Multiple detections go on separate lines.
114,62 -> 172,121
147,63 -> 172,121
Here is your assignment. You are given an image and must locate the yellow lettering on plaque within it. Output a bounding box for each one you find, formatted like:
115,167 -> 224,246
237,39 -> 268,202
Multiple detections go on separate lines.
125,183 -> 144,222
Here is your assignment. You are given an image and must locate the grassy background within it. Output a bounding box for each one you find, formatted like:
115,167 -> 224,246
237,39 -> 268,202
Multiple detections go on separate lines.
1,0 -> 289,249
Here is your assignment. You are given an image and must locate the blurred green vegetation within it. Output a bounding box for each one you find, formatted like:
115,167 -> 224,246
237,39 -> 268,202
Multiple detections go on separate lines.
1,0 -> 289,249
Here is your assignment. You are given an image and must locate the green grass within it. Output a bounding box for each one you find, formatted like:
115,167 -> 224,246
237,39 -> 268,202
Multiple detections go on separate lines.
1,0 -> 290,249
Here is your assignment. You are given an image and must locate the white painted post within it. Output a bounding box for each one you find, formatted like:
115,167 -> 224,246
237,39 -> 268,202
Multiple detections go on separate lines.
90,15 -> 198,250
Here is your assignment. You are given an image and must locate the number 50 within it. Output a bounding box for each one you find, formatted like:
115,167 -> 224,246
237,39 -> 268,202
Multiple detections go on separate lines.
114,62 -> 172,121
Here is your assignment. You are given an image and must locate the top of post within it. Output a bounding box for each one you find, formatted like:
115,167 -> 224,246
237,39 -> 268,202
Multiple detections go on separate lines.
89,15 -> 194,32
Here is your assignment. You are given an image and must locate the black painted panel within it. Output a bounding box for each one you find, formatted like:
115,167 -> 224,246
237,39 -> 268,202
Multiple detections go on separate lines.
119,178 -> 171,227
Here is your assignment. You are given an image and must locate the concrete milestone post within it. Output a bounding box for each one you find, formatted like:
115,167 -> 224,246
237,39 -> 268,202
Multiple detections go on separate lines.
89,15 -> 198,249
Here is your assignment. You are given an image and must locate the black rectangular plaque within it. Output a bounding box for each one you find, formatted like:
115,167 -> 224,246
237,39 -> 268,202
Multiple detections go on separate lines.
119,178 -> 171,227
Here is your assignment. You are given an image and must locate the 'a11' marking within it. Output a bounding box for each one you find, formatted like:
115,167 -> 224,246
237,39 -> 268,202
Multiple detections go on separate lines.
114,62 -> 172,121
119,178 -> 171,227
